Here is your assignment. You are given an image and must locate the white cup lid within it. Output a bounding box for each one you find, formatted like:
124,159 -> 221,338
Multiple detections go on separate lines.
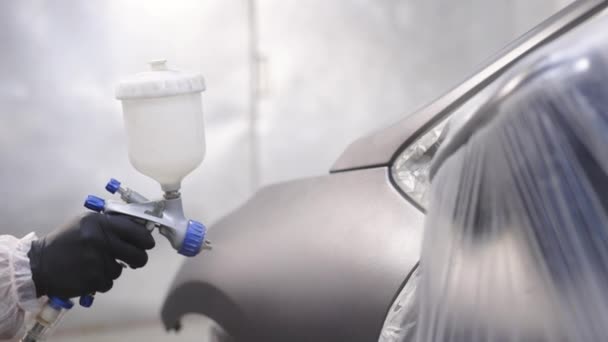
115,60 -> 205,100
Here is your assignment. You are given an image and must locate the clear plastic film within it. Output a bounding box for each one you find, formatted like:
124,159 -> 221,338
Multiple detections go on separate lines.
380,266 -> 421,342
416,17 -> 608,342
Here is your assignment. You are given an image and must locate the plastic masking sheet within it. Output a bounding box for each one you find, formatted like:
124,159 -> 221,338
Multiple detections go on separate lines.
416,18 -> 608,342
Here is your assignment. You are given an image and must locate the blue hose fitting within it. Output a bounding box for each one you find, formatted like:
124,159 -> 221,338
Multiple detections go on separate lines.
84,195 -> 105,212
106,178 -> 121,194
48,297 -> 74,311
79,294 -> 94,308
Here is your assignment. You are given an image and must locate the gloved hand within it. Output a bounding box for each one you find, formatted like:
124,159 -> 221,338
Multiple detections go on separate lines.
28,213 -> 155,299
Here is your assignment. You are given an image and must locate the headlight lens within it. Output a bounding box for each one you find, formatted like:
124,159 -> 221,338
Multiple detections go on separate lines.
391,120 -> 448,208
392,76 -> 499,209
390,0 -> 591,209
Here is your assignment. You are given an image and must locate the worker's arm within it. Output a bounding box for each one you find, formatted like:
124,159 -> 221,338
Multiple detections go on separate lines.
0,213 -> 154,339
0,233 -> 40,339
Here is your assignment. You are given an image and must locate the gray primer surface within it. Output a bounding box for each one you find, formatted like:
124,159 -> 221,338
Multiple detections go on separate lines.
162,167 -> 424,341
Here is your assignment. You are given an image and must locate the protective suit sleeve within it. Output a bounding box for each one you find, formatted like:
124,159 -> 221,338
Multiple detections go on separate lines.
0,233 -> 41,339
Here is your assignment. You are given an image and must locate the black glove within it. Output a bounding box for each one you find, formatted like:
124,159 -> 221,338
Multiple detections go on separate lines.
28,213 -> 155,299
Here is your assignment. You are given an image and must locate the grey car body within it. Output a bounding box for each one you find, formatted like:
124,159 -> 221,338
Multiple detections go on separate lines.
161,1 -> 608,341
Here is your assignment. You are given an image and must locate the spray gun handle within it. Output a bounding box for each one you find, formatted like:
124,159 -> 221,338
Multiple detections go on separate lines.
80,182 -> 140,308
81,196 -> 104,308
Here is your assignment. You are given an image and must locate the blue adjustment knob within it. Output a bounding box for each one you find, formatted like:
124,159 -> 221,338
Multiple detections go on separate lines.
48,297 -> 74,311
80,294 -> 94,308
178,220 -> 206,257
106,178 -> 121,194
84,195 -> 105,212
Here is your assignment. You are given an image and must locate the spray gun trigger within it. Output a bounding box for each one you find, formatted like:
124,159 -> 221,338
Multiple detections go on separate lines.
145,222 -> 156,232
130,217 -> 155,232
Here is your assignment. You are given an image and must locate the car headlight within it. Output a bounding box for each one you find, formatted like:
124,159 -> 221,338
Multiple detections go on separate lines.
391,74 -> 499,209
391,119 -> 448,209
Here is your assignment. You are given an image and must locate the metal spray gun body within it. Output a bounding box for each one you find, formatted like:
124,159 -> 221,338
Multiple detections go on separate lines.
86,178 -> 209,258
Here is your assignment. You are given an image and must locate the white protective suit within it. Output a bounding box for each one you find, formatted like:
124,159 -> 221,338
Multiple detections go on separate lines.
0,233 -> 41,339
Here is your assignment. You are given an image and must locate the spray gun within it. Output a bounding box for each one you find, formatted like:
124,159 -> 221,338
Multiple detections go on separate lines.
85,177 -> 209,257
21,60 -> 208,341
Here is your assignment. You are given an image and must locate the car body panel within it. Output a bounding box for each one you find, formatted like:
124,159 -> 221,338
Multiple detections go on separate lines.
162,2 -> 608,341
162,167 -> 424,341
